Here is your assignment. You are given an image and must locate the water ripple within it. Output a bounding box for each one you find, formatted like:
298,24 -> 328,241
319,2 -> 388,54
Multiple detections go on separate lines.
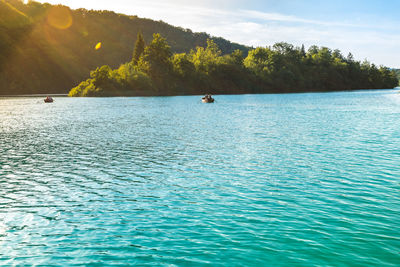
1,92 -> 400,265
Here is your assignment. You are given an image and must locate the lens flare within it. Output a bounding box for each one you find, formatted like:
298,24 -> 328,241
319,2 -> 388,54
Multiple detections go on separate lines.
95,42 -> 102,50
47,6 -> 73,30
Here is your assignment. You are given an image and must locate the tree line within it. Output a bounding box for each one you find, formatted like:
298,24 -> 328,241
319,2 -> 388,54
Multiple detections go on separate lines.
69,32 -> 399,97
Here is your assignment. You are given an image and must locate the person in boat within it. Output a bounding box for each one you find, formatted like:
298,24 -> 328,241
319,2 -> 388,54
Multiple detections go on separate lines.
202,94 -> 214,102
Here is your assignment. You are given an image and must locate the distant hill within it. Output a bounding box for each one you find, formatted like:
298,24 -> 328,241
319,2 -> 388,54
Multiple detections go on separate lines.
0,0 -> 249,95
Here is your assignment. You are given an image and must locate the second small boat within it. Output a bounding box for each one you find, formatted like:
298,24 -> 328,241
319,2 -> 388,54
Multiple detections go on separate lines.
202,94 -> 214,103
44,96 -> 54,103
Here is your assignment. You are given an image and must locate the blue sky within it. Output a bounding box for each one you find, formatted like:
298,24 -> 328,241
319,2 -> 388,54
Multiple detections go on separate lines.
37,0 -> 400,67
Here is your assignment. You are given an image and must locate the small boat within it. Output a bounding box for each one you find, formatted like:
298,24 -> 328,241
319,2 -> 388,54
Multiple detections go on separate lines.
202,95 -> 214,103
44,96 -> 53,103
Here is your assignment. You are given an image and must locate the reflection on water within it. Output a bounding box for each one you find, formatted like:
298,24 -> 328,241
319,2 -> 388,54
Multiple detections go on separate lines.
1,91 -> 400,265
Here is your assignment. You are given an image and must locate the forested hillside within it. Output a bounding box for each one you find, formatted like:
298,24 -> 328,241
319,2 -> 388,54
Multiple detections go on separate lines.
0,0 -> 248,95
69,33 -> 399,97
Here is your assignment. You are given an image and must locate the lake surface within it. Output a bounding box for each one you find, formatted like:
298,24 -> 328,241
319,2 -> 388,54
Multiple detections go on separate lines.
1,90 -> 400,266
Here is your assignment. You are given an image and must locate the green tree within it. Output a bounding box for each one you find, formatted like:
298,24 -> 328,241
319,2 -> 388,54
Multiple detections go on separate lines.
243,47 -> 271,78
191,39 -> 222,74
172,53 -> 195,78
132,31 -> 145,65
300,44 -> 306,57
228,49 -> 244,66
138,33 -> 173,94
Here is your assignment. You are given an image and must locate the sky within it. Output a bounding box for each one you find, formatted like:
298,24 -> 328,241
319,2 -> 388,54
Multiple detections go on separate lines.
35,0 -> 400,68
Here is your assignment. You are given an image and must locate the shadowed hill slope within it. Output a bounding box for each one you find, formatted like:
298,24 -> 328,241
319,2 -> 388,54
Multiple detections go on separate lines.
0,0 -> 249,95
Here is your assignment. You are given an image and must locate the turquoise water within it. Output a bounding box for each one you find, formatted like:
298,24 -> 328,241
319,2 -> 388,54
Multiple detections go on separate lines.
1,90 -> 400,266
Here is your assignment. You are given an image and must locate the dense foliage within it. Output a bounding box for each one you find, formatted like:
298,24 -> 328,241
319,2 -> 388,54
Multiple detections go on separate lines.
69,34 -> 399,97
393,69 -> 400,84
0,0 -> 248,95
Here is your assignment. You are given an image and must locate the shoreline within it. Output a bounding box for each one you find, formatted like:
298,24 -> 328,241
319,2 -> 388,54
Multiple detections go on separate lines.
0,87 -> 398,98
